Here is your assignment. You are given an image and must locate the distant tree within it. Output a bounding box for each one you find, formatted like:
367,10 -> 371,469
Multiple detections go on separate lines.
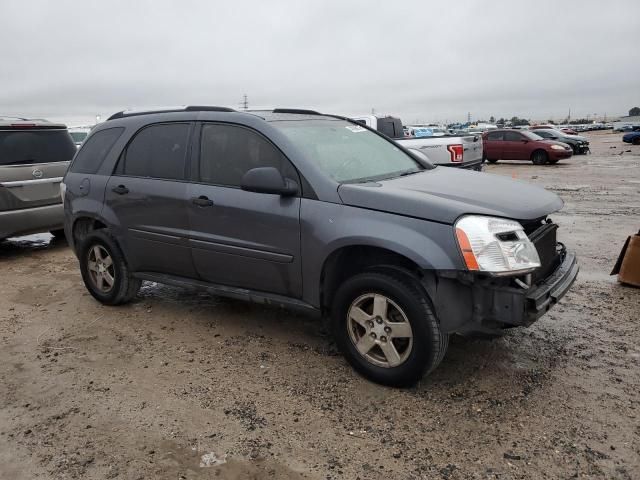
547,119 -> 555,124
629,107 -> 640,116
497,117 -> 506,125
489,116 -> 495,123
569,118 -> 591,125
510,116 -> 530,126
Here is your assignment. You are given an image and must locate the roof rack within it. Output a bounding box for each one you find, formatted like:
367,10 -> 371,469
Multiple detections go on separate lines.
272,108 -> 321,115
107,105 -> 236,121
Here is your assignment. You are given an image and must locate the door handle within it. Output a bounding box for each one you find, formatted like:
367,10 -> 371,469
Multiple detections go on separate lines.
192,195 -> 214,207
112,185 -> 129,195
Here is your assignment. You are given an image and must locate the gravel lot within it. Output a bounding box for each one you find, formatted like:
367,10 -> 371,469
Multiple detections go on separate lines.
1,131 -> 639,480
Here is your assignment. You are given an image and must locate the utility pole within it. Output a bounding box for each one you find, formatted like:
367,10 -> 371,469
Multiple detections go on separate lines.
371,107 -> 375,115
568,108 -> 571,123
467,112 -> 471,124
241,94 -> 249,111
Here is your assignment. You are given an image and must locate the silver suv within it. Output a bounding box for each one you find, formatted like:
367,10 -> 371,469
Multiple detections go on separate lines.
0,118 -> 76,240
63,106 -> 578,387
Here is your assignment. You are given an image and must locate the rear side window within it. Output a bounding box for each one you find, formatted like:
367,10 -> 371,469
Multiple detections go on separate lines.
70,127 -> 123,174
198,123 -> 297,187
118,123 -> 190,180
0,129 -> 76,166
486,131 -> 503,141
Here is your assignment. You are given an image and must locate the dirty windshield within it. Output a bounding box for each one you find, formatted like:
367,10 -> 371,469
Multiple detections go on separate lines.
276,119 -> 429,183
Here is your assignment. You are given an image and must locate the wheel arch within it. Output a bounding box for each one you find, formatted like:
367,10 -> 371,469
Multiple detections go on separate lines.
319,244 -> 426,313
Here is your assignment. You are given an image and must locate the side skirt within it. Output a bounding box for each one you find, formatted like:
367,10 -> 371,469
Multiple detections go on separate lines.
133,271 -> 321,317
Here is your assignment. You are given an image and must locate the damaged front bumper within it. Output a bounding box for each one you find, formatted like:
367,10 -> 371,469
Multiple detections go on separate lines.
428,248 -> 579,335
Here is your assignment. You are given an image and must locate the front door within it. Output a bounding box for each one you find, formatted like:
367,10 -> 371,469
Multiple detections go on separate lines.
104,122 -> 196,278
502,131 -> 528,160
187,122 -> 302,297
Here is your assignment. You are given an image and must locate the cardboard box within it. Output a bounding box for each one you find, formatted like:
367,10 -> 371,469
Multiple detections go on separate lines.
611,232 -> 640,287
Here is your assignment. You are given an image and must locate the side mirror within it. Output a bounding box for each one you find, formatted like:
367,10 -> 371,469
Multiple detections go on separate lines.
241,167 -> 298,196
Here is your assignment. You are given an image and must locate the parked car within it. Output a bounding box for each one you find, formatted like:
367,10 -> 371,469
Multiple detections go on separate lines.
63,106 -> 578,387
0,118 -> 76,240
531,128 -> 590,154
482,129 -> 573,164
352,115 -> 483,171
622,131 -> 640,145
68,126 -> 92,147
560,128 -> 578,135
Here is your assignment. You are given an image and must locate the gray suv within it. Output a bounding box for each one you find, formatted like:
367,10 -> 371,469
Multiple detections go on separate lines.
1,118 -> 77,240
63,106 -> 578,386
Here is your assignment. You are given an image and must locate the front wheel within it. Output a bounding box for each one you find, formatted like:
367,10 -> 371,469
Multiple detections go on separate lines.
531,150 -> 548,165
331,271 -> 448,387
78,230 -> 141,306
486,158 -> 498,164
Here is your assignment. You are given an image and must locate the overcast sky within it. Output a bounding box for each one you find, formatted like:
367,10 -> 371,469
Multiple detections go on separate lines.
1,0 -> 638,125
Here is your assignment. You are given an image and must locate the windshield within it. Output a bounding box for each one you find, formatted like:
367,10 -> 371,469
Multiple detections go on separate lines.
0,129 -> 77,165
70,131 -> 88,143
522,130 -> 543,141
275,119 -> 428,183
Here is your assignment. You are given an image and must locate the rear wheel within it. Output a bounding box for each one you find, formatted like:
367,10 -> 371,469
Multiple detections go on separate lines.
531,150 -> 548,165
331,271 -> 448,387
78,230 -> 140,306
633,137 -> 640,145
486,158 -> 498,164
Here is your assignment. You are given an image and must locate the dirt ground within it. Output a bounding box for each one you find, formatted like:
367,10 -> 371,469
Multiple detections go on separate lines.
1,131 -> 639,480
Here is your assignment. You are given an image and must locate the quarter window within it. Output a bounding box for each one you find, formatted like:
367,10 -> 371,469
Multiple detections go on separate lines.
199,124 -> 296,187
70,127 -> 123,174
119,123 -> 190,180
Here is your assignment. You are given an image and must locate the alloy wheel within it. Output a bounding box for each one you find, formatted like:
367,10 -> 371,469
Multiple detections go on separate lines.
347,293 -> 413,368
87,245 -> 115,293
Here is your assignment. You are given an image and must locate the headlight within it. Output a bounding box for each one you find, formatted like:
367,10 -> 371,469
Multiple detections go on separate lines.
455,215 -> 541,275
550,145 -> 565,150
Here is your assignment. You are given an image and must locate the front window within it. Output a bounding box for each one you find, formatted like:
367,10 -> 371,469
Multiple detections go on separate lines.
275,119 -> 428,183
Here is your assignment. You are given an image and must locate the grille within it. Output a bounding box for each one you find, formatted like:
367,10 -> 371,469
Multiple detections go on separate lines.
528,222 -> 560,282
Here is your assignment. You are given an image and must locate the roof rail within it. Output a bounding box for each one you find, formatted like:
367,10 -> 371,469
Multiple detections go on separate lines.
272,108 -> 321,115
107,105 -> 236,121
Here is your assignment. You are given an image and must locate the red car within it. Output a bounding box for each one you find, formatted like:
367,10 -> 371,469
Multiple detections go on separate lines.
482,129 -> 573,165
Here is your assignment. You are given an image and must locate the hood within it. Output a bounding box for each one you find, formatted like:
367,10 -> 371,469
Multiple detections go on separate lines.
563,134 -> 588,142
338,167 -> 563,225
541,139 -> 572,148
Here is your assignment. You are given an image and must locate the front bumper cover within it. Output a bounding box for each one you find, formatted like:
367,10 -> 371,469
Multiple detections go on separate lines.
428,248 -> 579,335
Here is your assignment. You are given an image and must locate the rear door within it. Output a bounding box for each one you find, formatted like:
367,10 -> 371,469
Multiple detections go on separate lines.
502,131 -> 528,160
187,122 -> 302,297
0,126 -> 76,213
483,131 -> 503,160
103,122 -> 197,278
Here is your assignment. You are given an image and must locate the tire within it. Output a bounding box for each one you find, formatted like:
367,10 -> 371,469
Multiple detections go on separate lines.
486,158 -> 498,164
548,159 -> 559,164
571,145 -> 578,155
331,271 -> 448,387
633,137 -> 640,146
78,230 -> 141,306
531,150 -> 548,165
50,229 -> 66,239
